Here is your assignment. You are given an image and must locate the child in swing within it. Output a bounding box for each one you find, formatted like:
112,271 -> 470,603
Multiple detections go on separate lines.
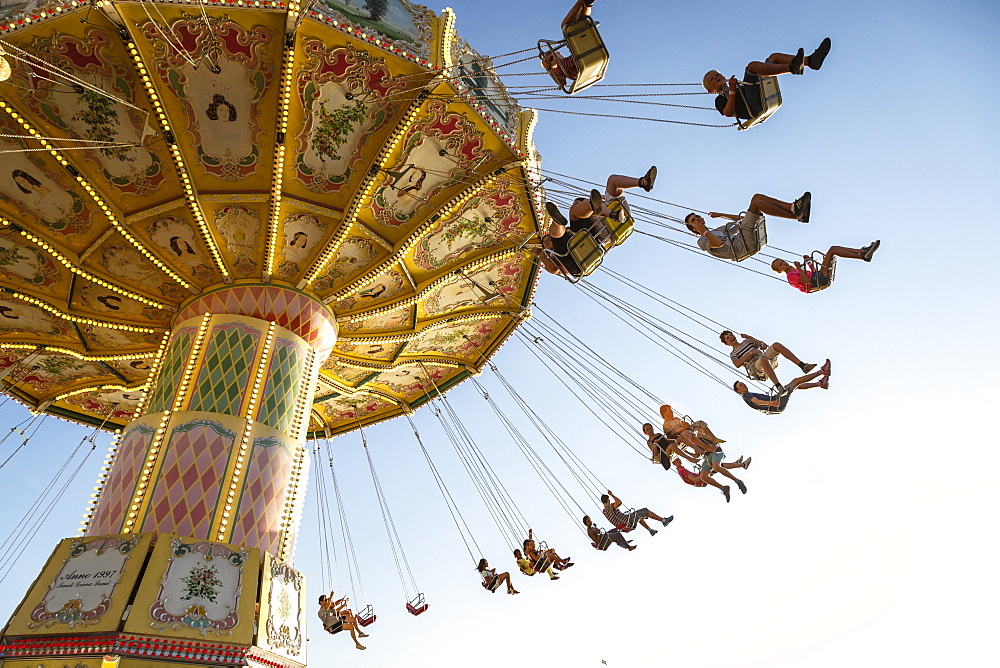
541,0 -> 599,88
704,38 -> 832,119
771,241 -> 879,293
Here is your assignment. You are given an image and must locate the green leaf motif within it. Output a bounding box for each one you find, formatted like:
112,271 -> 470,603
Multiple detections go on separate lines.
71,89 -> 134,163
180,564 -> 223,603
311,99 -> 369,163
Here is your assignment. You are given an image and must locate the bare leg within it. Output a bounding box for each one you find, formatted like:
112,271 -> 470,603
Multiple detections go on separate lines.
747,58 -> 795,76
605,173 -> 642,197
561,0 -> 593,27
748,193 -> 796,219
822,245 -> 863,270
645,510 -> 666,523
711,462 -> 744,485
569,197 -> 600,219
787,369 -> 825,390
697,470 -> 728,491
771,341 -> 804,366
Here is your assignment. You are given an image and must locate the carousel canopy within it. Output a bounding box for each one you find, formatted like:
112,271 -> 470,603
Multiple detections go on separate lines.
0,0 -> 543,436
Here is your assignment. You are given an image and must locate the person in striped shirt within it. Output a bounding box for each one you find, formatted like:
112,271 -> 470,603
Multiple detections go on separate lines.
601,490 -> 673,536
720,330 -> 819,394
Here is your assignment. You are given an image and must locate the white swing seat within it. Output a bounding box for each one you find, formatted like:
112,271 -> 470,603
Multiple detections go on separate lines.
802,252 -> 837,293
725,212 -> 768,262
537,16 -> 609,94
737,75 -> 782,131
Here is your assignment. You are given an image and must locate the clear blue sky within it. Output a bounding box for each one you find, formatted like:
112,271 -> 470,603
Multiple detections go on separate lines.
2,1 -> 998,666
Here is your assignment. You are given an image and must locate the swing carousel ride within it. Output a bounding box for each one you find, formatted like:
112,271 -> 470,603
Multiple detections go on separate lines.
0,1 -> 545,665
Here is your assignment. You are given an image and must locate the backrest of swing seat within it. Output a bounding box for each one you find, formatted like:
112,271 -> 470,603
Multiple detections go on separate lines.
804,253 -> 836,292
562,17 -> 609,94
737,76 -> 782,131
604,198 -> 635,247
407,602 -> 429,615
730,214 -> 768,262
567,230 -> 605,276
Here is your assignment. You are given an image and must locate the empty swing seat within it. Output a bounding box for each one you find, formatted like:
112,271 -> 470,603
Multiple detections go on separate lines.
406,593 -> 429,616
537,16 -> 609,94
737,75 -> 782,131
356,604 -> 377,627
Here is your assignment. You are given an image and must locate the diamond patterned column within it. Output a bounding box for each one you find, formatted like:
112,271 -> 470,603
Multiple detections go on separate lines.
85,286 -> 336,561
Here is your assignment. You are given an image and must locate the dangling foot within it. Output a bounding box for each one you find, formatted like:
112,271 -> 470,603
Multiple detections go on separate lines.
789,48 -> 805,75
722,486 -> 731,503
359,632 -> 370,638
649,528 -> 658,537
792,191 -> 812,223
550,574 -> 560,580
820,358 -> 832,376
808,37 -> 832,70
662,515 -> 674,527
639,165 -> 657,192
507,588 -> 520,595
860,239 -> 880,262
545,201 -> 568,227
775,383 -> 789,397
562,561 -> 574,568
588,188 -> 604,215
737,480 -> 748,495
627,544 -> 638,551
800,362 -> 816,373
355,644 -> 367,651
819,375 -> 829,390
742,456 -> 752,470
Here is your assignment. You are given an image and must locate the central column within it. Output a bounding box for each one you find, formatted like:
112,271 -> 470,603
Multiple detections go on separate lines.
86,284 -> 337,561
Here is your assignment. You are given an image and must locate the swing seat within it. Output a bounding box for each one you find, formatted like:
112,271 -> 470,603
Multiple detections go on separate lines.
726,212 -> 768,262
356,605 -> 376,627
600,196 -> 634,248
802,252 -> 837,293
406,594 -> 429,615
537,16 -> 609,94
544,230 -> 603,283
737,75 -> 782,131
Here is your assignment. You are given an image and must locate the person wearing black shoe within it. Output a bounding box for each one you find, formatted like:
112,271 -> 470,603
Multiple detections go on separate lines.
770,240 -> 880,293
703,38 -> 832,119
720,330 -> 820,391
683,191 -> 812,261
566,166 -> 656,235
538,201 -> 585,278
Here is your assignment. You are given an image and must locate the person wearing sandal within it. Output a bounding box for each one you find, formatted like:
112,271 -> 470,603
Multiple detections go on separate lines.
735,359 -> 832,414
683,191 -> 812,261
770,241 -> 880,293
704,37 -> 832,119
720,330 -> 821,394
318,592 -> 370,650
477,558 -> 519,595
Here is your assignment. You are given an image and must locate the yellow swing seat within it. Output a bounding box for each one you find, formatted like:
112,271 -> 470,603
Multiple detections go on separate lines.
537,16 -> 609,94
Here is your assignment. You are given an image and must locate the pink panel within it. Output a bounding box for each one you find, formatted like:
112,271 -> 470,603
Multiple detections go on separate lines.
139,422 -> 233,539
87,424 -> 155,536
174,286 -> 336,351
230,437 -> 292,554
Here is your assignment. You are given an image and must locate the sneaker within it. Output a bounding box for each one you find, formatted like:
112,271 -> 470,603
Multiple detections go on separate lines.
819,376 -> 829,390
737,480 -> 748,495
662,515 -> 674,527
800,362 -> 816,373
860,239 -> 881,262
588,188 -> 604,214
545,201 -> 568,227
809,37 -> 832,71
743,457 -> 752,470
722,486 -> 731,503
550,575 -> 560,580
775,384 -> 789,397
820,358 -> 831,375
562,561 -> 574,568
649,529 -> 658,537
789,48 -> 805,75
640,165 -> 657,192
793,191 -> 811,223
